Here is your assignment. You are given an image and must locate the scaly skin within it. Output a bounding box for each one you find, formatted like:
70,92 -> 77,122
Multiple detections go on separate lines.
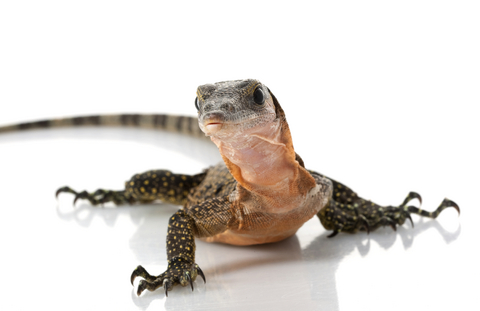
0,79 -> 460,296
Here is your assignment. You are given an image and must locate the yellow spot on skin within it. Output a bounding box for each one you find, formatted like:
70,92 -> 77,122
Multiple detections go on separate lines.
163,182 -> 168,187
144,180 -> 149,185
140,187 -> 145,193
152,174 -> 157,178
181,176 -> 187,181
152,188 -> 157,194
336,193 -> 340,197
166,172 -> 171,176
129,181 -> 134,186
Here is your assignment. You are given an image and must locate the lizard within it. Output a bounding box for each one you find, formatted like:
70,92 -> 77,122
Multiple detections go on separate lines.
0,79 -> 460,296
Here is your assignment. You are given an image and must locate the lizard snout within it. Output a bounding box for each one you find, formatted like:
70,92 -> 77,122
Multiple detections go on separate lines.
202,112 -> 225,135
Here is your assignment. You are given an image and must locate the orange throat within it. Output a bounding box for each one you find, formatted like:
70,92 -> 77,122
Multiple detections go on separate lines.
210,118 -> 316,206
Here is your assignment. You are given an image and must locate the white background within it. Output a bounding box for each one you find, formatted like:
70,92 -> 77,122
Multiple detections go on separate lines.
0,1 -> 478,310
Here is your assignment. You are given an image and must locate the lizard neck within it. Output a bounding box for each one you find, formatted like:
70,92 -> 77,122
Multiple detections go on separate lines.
210,117 -> 316,201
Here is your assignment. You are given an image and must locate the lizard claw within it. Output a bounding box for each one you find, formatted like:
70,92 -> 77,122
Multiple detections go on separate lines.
195,264 -> 206,284
389,221 -> 397,231
131,265 -> 149,285
73,191 -> 88,205
406,212 -> 414,228
402,191 -> 422,207
55,186 -> 77,198
184,271 -> 194,291
359,214 -> 370,234
443,198 -> 460,215
327,230 -> 339,238
163,279 -> 172,297
137,280 -> 148,296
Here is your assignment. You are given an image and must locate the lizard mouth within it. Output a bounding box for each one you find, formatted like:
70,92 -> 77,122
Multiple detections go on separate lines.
205,122 -> 223,134
202,112 -> 225,135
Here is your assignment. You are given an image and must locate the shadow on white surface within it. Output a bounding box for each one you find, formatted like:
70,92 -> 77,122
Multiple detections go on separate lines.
55,196 -> 461,311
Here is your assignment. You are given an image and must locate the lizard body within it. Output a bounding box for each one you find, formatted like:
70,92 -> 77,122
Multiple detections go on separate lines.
0,79 -> 459,296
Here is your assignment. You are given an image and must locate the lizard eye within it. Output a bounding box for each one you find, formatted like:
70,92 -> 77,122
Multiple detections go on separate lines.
195,97 -> 200,111
253,87 -> 265,105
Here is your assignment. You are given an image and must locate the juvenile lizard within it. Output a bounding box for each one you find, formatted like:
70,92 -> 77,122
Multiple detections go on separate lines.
0,79 -> 459,296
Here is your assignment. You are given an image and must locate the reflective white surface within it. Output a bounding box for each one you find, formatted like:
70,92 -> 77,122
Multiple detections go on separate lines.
0,1 -> 478,310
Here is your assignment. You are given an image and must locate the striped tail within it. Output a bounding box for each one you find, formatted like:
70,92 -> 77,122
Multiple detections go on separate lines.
0,114 -> 207,139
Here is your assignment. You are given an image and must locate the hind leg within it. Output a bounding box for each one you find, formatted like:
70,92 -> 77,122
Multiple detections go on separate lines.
310,171 -> 460,237
56,169 -> 206,206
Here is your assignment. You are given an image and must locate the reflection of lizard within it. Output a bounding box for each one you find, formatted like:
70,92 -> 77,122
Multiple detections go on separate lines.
1,79 -> 459,296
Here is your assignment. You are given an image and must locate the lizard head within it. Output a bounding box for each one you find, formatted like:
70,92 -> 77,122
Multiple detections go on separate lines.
195,79 -> 304,190
195,79 -> 278,138
195,79 -> 317,209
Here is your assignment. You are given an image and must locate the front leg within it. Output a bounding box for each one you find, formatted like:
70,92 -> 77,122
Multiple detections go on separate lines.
130,209 -> 203,296
131,197 -> 232,296
56,169 -> 206,206
309,171 -> 459,237
318,192 -> 459,237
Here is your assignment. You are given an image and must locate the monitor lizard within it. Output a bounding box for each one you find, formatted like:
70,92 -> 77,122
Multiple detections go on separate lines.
0,79 -> 459,296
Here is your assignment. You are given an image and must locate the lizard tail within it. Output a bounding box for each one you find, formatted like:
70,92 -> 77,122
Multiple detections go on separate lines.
0,114 -> 206,138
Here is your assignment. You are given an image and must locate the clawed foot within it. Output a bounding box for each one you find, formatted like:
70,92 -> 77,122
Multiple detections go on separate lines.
325,191 -> 460,237
56,186 -> 133,206
131,258 -> 205,297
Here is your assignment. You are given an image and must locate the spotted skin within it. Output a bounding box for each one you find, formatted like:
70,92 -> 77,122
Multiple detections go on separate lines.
131,209 -> 206,296
56,170 -> 207,206
311,172 -> 460,237
127,164 -> 236,295
126,170 -> 207,205
128,165 -> 235,295
131,192 -> 234,295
